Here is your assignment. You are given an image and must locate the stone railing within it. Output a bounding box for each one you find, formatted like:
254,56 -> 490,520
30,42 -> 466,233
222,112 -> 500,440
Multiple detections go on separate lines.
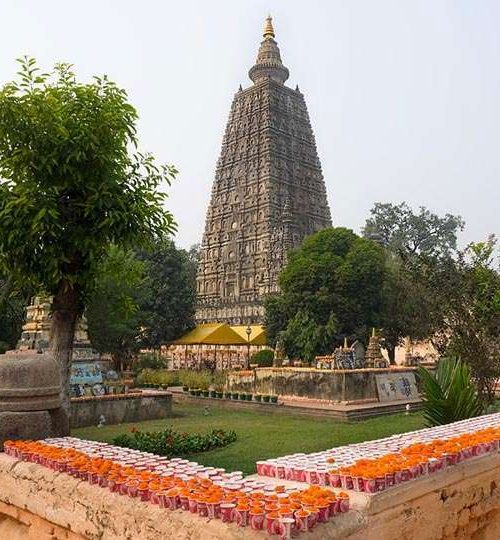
70,391 -> 172,428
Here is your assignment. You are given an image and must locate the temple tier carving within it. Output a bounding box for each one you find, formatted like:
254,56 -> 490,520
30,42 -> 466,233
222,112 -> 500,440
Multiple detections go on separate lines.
196,16 -> 332,325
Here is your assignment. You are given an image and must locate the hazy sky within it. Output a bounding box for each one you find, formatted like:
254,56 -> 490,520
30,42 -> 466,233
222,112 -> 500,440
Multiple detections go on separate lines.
2,0 -> 499,248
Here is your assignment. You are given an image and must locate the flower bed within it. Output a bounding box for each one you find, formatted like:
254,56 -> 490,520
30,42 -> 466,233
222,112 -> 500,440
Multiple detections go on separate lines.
256,413 -> 500,493
4,437 -> 350,537
112,427 -> 236,457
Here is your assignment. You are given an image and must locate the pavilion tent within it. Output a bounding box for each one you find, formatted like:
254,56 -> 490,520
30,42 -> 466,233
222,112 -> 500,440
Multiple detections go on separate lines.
230,325 -> 267,346
171,323 -> 247,345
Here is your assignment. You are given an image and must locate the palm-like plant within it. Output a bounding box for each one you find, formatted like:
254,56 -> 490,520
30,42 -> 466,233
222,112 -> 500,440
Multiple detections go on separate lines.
418,357 -> 484,427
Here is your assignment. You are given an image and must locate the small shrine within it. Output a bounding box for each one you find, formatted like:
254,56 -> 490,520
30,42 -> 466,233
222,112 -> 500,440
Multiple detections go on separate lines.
365,328 -> 389,368
13,297 -> 119,397
17,296 -> 90,352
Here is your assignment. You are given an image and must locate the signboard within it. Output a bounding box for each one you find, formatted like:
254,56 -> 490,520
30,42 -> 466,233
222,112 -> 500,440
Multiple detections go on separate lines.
375,372 -> 419,402
70,362 -> 103,386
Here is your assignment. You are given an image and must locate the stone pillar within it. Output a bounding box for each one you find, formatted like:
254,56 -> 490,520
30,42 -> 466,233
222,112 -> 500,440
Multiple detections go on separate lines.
0,352 -> 64,449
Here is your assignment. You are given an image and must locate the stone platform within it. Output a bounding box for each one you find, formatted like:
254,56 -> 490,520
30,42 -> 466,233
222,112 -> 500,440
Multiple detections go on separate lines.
170,389 -> 421,422
226,367 -> 420,404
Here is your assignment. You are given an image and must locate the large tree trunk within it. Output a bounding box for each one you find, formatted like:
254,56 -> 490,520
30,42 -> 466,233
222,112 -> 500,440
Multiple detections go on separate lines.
49,280 -> 83,435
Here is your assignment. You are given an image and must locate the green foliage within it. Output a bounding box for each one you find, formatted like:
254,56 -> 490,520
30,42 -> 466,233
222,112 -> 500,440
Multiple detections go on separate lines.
0,276 -> 30,349
209,370 -> 228,392
363,202 -> 464,261
363,202 -> 465,363
432,237 -> 500,403
379,258 -> 439,362
87,238 -> 197,368
265,227 -> 386,361
418,357 -> 484,427
136,369 -> 227,391
0,57 -> 176,413
112,426 -> 237,457
133,353 -> 168,375
136,238 -> 197,349
136,369 -> 180,387
0,57 -> 176,294
251,349 -> 274,367
86,246 -> 149,370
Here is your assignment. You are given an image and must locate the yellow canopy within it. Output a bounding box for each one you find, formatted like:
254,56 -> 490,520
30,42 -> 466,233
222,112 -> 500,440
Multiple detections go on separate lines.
231,325 -> 267,346
172,323 -> 247,346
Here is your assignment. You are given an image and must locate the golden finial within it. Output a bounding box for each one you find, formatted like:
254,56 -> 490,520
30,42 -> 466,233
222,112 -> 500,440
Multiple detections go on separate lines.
263,14 -> 275,39
343,337 -> 349,350
371,327 -> 376,338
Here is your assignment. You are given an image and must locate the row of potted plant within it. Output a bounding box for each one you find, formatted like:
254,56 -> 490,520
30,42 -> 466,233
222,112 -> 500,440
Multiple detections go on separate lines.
183,387 -> 278,404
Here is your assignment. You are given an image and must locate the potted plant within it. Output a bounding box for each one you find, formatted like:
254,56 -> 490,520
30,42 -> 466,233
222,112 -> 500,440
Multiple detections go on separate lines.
202,389 -> 210,398
262,394 -> 270,403
224,391 -> 232,399
195,388 -> 202,396
216,391 -> 223,398
270,395 -> 278,404
209,389 -> 217,398
189,388 -> 196,396
246,393 -> 253,401
254,394 -> 262,402
239,393 -> 247,401
231,392 -> 239,400
182,385 -> 189,393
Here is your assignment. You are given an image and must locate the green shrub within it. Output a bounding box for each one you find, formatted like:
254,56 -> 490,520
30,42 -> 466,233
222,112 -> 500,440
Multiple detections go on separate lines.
210,370 -> 227,392
136,369 -> 180,387
177,370 -> 212,391
133,353 -> 167,375
113,427 -> 237,457
418,357 -> 484,427
251,349 -> 274,367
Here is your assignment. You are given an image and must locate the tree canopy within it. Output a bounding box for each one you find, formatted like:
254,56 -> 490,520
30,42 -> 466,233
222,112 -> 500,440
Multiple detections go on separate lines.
432,237 -> 500,404
86,238 -> 197,366
363,202 -> 464,361
265,227 -> 387,362
136,237 -> 197,349
0,57 -> 176,431
86,246 -> 150,371
363,202 -> 464,261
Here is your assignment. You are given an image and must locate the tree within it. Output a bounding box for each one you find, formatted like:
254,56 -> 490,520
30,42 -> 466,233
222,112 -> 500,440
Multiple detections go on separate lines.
87,239 -> 197,365
432,237 -> 500,405
265,227 -> 387,362
0,58 -> 176,431
363,202 -> 464,261
363,202 -> 464,361
136,237 -> 197,349
86,246 -> 150,371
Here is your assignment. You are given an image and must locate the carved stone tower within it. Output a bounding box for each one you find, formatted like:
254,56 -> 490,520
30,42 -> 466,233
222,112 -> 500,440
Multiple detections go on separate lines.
196,16 -> 332,324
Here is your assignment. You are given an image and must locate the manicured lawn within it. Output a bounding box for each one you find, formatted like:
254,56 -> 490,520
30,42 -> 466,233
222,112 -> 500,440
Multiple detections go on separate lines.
72,402 -> 425,474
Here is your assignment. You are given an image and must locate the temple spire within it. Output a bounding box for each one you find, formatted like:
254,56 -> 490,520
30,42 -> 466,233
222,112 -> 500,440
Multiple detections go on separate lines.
248,15 -> 289,85
263,15 -> 275,39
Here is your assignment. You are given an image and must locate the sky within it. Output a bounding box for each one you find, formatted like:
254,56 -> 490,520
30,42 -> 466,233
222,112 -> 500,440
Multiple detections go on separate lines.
1,0 -> 499,249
